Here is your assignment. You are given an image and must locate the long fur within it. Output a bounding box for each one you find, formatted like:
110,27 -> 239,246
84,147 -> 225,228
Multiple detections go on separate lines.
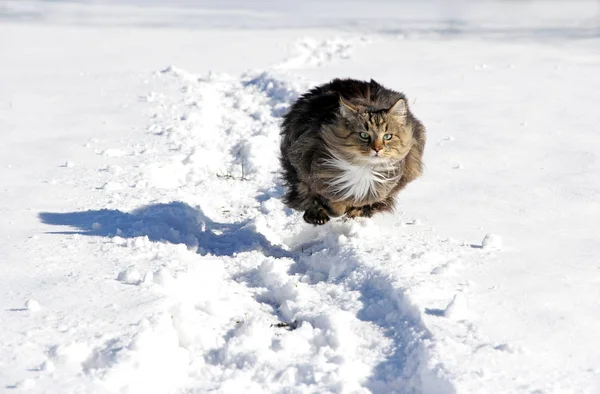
279,78 -> 426,225
322,152 -> 399,204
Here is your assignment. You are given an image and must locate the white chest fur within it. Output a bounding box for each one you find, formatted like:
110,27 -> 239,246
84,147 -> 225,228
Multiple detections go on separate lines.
324,155 -> 397,204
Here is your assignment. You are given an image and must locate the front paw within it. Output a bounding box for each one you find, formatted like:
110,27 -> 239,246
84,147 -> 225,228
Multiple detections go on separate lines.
303,208 -> 330,225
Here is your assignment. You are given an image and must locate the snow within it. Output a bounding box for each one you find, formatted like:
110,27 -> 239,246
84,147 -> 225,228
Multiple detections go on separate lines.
2,0 -> 600,393
442,294 -> 470,321
117,268 -> 142,285
25,299 -> 41,312
481,233 -> 502,251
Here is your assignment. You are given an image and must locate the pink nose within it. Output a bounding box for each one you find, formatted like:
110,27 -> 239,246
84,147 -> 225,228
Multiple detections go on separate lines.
373,146 -> 383,152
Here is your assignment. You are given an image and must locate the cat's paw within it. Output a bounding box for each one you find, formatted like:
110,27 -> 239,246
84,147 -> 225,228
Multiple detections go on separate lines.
303,209 -> 330,225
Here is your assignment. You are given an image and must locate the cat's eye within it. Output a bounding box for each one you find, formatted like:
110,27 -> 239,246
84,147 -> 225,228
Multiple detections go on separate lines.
383,134 -> 393,140
359,132 -> 370,140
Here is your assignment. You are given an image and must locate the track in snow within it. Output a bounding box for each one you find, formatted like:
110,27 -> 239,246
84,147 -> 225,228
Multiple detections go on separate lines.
36,36 -> 495,393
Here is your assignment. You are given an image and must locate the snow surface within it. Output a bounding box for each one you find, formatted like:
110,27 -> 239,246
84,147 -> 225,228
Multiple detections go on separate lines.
2,1 -> 600,393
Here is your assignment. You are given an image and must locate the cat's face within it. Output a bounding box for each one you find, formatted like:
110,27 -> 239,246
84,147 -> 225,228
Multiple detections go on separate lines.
325,97 -> 413,163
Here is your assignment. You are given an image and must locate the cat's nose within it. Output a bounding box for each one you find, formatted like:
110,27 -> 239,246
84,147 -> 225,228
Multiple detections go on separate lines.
372,145 -> 383,152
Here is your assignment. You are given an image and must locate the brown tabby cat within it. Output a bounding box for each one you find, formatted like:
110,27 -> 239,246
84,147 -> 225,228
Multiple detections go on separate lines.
279,78 -> 426,225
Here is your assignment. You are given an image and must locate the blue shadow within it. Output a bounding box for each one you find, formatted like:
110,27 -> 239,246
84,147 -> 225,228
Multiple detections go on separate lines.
39,201 -> 290,258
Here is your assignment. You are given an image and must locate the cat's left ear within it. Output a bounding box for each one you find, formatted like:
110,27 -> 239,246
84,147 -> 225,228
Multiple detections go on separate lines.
388,98 -> 407,119
339,96 -> 358,118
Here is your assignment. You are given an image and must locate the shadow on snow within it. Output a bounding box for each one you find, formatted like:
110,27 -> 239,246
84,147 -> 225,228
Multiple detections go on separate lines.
38,201 -> 289,258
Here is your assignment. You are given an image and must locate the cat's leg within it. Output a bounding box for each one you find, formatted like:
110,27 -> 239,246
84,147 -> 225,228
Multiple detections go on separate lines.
345,197 -> 395,219
319,198 -> 348,217
303,197 -> 347,225
285,179 -> 332,225
344,206 -> 364,219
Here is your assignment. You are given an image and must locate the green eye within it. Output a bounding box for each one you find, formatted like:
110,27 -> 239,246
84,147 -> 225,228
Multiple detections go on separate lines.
359,132 -> 370,140
383,134 -> 393,140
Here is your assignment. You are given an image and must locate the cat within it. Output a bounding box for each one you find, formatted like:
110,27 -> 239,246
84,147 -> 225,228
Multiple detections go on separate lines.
279,78 -> 426,225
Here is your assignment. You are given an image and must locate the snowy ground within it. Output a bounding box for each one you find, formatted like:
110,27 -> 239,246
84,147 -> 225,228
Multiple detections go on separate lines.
2,1 -> 600,393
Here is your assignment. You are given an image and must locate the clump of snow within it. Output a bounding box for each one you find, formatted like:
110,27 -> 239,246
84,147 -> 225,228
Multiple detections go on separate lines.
128,236 -> 151,250
482,233 -> 502,250
117,268 -> 142,285
444,294 -> 470,320
25,299 -> 41,312
142,271 -> 154,284
40,360 -> 55,372
152,268 -> 174,288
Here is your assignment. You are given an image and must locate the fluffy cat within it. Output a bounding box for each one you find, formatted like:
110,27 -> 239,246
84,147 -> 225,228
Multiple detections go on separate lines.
280,78 -> 426,225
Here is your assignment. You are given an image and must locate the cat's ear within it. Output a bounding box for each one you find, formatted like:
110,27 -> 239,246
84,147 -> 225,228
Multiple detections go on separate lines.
339,96 -> 358,118
388,98 -> 407,119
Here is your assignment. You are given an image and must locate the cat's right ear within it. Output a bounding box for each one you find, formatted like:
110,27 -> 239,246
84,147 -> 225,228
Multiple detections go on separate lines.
339,96 -> 358,118
388,98 -> 408,119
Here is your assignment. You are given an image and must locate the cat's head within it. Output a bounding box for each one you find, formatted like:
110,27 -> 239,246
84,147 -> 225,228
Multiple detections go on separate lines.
325,96 -> 413,163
